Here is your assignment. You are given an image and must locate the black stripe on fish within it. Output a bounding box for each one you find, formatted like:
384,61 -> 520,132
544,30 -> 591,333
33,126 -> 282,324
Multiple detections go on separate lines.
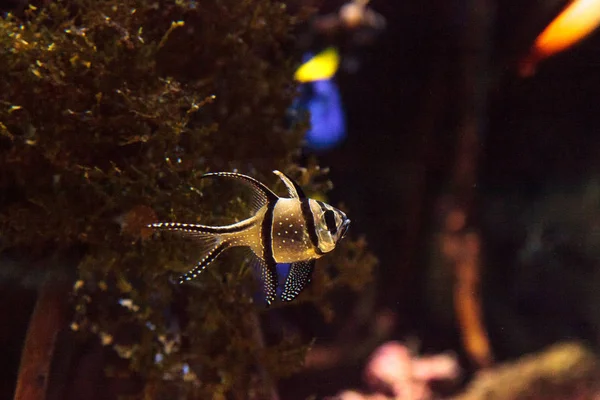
302,199 -> 324,256
260,199 -> 278,306
261,200 -> 276,266
149,220 -> 254,235
316,201 -> 328,211
316,201 -> 337,235
178,242 -> 228,283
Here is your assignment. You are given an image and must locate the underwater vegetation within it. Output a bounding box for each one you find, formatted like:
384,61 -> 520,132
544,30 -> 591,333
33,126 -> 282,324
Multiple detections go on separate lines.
0,0 -> 375,398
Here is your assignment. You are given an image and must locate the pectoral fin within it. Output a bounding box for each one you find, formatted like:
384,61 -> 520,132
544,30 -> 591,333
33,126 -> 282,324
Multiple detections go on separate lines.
281,259 -> 315,302
245,250 -> 278,306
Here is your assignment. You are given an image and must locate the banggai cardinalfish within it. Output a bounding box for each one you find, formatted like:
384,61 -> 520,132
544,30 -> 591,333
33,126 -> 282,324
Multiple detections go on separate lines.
148,171 -> 350,305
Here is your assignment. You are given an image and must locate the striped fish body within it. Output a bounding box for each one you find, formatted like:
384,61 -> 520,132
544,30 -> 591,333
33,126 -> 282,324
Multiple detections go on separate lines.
149,171 -> 350,305
271,198 -> 317,263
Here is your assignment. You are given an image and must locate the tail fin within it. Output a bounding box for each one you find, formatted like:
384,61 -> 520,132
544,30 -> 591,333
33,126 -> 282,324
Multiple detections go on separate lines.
148,222 -> 228,283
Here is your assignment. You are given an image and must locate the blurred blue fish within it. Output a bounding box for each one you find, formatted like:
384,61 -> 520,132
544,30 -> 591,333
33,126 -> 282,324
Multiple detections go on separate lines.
290,51 -> 347,151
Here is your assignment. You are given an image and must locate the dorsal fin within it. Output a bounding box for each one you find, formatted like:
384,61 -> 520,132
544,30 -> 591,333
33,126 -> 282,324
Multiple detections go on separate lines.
273,170 -> 306,199
200,171 -> 279,213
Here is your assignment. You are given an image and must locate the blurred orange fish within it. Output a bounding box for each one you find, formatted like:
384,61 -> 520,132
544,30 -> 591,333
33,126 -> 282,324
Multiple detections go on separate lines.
520,0 -> 600,76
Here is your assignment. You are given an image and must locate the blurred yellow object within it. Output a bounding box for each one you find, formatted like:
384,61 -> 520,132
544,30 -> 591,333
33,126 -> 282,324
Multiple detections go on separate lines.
535,0 -> 600,57
521,0 -> 600,75
294,48 -> 340,83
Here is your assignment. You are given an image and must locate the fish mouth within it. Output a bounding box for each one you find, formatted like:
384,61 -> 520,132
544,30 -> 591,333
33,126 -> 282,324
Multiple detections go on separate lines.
340,219 -> 351,238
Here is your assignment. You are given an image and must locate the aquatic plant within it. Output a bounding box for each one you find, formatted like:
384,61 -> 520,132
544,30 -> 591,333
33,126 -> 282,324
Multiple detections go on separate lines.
0,1 -> 375,398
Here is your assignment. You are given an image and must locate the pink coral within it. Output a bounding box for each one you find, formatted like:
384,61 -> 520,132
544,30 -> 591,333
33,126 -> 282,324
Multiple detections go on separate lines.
337,341 -> 460,400
335,390 -> 390,400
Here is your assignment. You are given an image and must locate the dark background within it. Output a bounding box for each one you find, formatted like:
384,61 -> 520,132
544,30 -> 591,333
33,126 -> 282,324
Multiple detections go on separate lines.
283,0 -> 600,397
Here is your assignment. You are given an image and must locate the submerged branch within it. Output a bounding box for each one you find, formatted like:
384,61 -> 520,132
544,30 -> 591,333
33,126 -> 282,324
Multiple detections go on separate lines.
441,0 -> 494,369
249,311 -> 280,400
14,279 -> 69,400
